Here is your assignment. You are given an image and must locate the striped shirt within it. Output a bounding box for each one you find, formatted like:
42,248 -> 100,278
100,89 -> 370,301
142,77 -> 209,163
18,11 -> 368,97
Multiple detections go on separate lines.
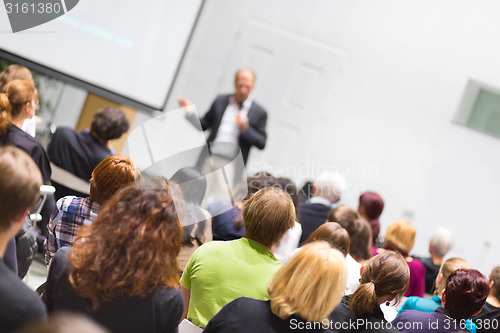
45,196 -> 99,264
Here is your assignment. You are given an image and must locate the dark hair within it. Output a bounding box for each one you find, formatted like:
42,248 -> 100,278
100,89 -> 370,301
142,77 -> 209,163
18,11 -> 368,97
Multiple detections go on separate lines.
490,266 -> 500,301
328,205 -> 372,261
243,187 -> 295,247
69,179 -> 181,310
89,156 -> 140,204
299,180 -> 314,202
276,177 -> 299,211
245,171 -> 276,199
305,222 -> 349,256
170,167 -> 207,246
233,171 -> 276,231
350,251 -> 409,315
358,192 -> 384,242
90,107 -> 129,141
444,269 -> 490,320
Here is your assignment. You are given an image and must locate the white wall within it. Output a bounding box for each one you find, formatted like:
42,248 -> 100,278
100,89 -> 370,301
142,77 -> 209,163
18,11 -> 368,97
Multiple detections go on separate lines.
160,0 -> 500,274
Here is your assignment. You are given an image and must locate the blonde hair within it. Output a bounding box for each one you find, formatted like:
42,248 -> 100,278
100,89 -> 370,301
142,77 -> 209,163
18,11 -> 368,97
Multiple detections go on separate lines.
350,251 -> 409,315
436,257 -> 470,294
242,187 -> 295,247
269,241 -> 347,322
0,147 -> 42,230
440,258 -> 470,279
385,219 -> 415,254
0,80 -> 38,135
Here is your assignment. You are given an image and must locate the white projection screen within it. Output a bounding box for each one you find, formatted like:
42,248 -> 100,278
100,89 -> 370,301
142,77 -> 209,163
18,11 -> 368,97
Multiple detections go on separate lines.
0,0 -> 204,111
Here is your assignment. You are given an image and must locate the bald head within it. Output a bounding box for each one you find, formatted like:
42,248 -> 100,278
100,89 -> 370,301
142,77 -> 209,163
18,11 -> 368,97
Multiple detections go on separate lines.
234,69 -> 255,104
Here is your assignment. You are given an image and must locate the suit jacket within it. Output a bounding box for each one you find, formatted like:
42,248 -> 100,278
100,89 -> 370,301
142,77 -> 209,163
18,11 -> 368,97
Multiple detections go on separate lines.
189,94 -> 267,165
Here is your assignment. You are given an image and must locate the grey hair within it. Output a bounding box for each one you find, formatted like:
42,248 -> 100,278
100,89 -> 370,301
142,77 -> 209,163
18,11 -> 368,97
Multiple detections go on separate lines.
314,171 -> 347,203
429,227 -> 454,257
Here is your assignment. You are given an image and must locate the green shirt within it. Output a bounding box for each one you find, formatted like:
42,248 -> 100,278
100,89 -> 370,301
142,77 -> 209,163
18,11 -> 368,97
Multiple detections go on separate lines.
180,238 -> 282,328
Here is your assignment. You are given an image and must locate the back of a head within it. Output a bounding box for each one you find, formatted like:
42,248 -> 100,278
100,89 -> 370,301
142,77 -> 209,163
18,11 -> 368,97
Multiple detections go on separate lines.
385,219 -> 416,254
242,186 -> 295,247
276,177 -> 299,210
0,64 -> 34,91
439,257 -> 470,281
90,107 -> 130,141
170,167 -> 206,205
444,269 -> 490,320
246,171 -> 276,199
358,191 -> 384,242
314,171 -> 346,203
329,206 -> 371,260
429,227 -> 454,258
358,192 -> 384,220
350,251 -> 410,316
489,266 -> 500,301
70,179 -> 181,310
328,205 -> 360,230
0,79 -> 37,135
269,241 -> 347,322
0,147 -> 42,231
305,222 -> 350,256
90,155 -> 140,204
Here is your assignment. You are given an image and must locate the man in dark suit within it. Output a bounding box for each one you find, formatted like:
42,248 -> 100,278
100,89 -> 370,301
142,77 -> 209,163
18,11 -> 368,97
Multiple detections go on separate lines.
178,69 -> 267,166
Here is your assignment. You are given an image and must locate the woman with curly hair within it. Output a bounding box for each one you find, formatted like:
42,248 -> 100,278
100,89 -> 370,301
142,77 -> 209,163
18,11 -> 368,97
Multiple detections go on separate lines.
44,179 -> 183,333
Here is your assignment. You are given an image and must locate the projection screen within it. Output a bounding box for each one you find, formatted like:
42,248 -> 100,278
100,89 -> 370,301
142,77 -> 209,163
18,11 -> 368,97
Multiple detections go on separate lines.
0,0 -> 204,112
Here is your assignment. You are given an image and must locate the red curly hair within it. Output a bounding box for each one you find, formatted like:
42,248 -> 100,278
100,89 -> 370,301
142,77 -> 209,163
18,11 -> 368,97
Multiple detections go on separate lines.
69,178 -> 181,310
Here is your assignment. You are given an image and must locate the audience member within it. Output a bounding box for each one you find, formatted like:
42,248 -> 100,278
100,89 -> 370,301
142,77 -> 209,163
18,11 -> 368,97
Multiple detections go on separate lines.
393,269 -> 489,333
471,266 -> 500,333
44,155 -> 139,264
298,180 -> 314,203
44,179 -> 183,333
0,80 -> 49,182
208,171 -> 274,241
0,67 -> 39,278
204,242 -> 347,332
382,219 -> 425,297
397,258 -> 476,332
14,313 -> 109,333
48,107 -> 129,200
329,251 -> 410,333
0,65 -> 34,90
0,79 -> 53,254
414,227 -> 455,294
358,191 -> 384,246
298,170 -> 346,244
0,65 -> 36,137
328,205 -> 372,294
304,222 -> 349,257
171,167 -> 212,271
180,187 -> 295,328
0,147 -> 47,333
